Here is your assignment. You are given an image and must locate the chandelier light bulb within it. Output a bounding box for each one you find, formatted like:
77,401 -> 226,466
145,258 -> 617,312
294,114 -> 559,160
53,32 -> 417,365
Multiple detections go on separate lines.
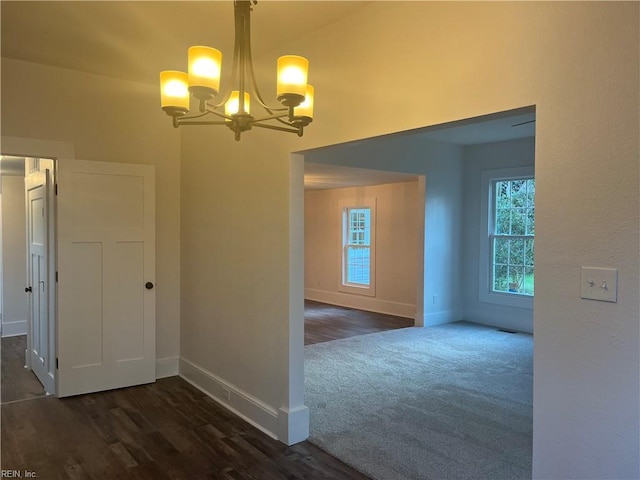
188,46 -> 222,98
192,58 -> 219,78
293,85 -> 314,121
277,55 -> 309,106
280,67 -> 305,85
164,79 -> 188,97
225,91 -> 251,116
160,70 -> 190,115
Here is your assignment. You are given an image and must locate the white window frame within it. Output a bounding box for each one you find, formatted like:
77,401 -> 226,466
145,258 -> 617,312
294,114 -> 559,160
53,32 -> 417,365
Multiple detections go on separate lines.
479,167 -> 534,309
338,198 -> 376,297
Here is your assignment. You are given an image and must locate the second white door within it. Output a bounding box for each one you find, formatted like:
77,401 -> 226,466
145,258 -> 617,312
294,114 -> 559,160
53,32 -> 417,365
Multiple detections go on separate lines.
25,169 -> 55,394
57,159 -> 156,397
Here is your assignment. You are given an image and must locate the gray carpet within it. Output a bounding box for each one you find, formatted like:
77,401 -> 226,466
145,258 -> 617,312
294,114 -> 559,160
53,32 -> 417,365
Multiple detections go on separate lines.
304,321 -> 533,480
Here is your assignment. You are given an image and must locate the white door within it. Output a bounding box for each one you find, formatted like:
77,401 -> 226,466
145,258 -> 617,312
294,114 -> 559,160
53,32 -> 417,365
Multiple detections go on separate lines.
57,159 -> 156,397
25,169 -> 55,394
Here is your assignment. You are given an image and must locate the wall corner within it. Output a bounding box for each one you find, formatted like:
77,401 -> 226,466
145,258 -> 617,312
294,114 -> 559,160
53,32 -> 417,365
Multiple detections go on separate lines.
277,405 -> 310,446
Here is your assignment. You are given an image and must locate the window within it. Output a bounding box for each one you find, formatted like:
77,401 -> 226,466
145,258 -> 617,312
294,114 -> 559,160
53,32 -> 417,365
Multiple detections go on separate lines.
339,199 -> 376,296
491,178 -> 535,296
479,167 -> 534,308
345,208 -> 371,285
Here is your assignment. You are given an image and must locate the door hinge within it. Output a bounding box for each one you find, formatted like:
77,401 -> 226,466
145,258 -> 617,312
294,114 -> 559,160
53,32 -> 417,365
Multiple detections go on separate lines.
56,271 -> 59,282
55,184 -> 58,195
56,358 -> 59,370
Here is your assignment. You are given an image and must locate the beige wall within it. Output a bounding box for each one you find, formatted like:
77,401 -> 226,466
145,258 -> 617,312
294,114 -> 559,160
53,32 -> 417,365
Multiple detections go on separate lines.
0,58 -> 181,363
1,1 -> 637,476
304,182 -> 420,318
1,175 -> 28,336
179,127 -> 302,440
182,2 -> 639,476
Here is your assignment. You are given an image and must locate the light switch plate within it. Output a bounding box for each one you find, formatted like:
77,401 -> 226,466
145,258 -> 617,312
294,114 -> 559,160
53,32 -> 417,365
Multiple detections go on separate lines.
580,267 -> 618,302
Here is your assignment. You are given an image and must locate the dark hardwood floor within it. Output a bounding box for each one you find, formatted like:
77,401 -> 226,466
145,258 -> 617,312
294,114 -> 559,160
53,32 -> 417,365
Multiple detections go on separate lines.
1,376 -> 370,479
1,335 -> 46,403
304,300 -> 414,345
1,302 -> 406,479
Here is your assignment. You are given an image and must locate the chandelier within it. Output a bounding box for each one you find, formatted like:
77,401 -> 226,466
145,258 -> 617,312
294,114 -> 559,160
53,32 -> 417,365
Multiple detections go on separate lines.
159,0 -> 314,141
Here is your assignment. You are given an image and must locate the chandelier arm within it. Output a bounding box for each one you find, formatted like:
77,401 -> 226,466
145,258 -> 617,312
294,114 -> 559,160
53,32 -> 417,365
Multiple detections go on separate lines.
205,106 -> 234,121
206,91 -> 233,111
243,6 -> 274,113
175,108 -> 232,122
205,1 -> 243,112
250,112 -> 292,123
275,117 -> 296,127
273,106 -> 299,127
243,4 -> 290,115
248,56 -> 281,113
237,1 -> 248,114
178,110 -> 216,121
252,122 -> 301,135
176,120 -> 230,126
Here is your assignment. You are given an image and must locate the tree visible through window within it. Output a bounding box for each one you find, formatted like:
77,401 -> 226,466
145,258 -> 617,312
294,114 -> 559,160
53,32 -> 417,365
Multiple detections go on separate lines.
344,207 -> 371,286
491,178 -> 535,295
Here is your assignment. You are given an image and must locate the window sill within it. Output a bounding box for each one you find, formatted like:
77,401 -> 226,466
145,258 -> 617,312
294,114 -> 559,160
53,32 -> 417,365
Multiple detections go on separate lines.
339,283 -> 376,297
479,290 -> 533,309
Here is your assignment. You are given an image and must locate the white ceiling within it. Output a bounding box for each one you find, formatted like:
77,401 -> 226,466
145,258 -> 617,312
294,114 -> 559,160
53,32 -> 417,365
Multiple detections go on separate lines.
303,108 -> 535,190
1,1 -> 366,85
1,1 -> 534,190
305,163 -> 418,191
416,111 -> 535,145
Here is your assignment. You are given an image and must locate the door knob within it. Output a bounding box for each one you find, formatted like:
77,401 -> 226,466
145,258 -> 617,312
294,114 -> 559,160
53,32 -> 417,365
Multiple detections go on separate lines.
25,286 -> 32,293
145,282 -> 154,290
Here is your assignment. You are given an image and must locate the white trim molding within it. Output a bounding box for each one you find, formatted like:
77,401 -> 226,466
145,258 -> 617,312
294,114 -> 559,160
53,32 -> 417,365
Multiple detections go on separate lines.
155,356 -> 179,379
277,405 -> 310,446
479,166 -> 535,310
179,357 -> 279,440
1,136 -> 75,159
1,319 -> 27,337
284,154 -> 309,446
305,288 -> 416,319
421,310 -> 458,327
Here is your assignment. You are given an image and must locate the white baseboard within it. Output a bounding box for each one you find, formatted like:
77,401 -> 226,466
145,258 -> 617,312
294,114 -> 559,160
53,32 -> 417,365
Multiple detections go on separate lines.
1,320 -> 27,337
179,357 -> 279,441
278,405 -> 310,446
305,288 -> 416,319
464,313 -> 533,334
422,310 -> 458,327
156,356 -> 179,379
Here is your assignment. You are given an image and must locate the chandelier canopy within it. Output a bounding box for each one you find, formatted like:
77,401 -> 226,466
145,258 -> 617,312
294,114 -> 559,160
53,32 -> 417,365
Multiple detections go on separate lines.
160,0 -> 314,141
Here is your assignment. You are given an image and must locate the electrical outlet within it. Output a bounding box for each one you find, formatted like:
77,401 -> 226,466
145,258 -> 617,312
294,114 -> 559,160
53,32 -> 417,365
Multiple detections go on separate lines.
580,267 -> 617,302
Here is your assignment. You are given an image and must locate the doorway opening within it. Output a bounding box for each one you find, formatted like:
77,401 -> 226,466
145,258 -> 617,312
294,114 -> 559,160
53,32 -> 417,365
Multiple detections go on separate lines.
1,151 -> 159,401
0,155 -> 57,402
298,106 -> 536,479
303,162 -> 423,340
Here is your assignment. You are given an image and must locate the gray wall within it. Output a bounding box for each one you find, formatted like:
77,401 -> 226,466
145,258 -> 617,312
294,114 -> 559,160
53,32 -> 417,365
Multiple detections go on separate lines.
462,137 -> 536,333
1,170 -> 28,337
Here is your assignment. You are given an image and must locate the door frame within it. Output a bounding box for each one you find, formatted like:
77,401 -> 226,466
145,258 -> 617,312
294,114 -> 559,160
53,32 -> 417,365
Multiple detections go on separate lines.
1,135 -> 74,396
25,163 -> 56,394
